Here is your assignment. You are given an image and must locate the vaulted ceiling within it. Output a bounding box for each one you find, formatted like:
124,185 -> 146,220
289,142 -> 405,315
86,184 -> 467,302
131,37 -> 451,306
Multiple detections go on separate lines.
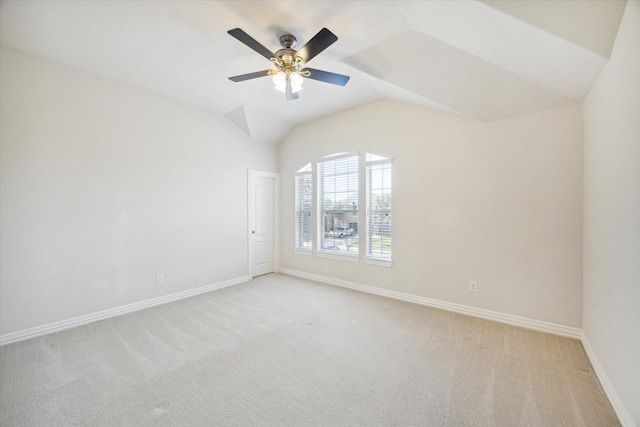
0,0 -> 627,144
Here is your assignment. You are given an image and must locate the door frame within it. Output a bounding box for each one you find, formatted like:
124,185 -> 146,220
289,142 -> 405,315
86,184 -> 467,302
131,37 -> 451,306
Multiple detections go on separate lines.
247,169 -> 280,278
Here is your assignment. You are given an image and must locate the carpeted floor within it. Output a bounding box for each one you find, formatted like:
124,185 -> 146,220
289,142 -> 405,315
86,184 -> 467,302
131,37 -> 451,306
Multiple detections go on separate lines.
0,273 -> 619,426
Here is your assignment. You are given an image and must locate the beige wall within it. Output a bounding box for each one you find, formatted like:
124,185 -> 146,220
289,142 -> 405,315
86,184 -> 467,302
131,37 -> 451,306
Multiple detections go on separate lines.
0,45 -> 278,336
280,100 -> 584,328
583,1 -> 640,424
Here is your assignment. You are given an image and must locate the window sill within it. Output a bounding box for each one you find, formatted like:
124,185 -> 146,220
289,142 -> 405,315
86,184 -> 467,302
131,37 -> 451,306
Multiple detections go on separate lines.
294,249 -> 313,256
364,258 -> 393,268
317,251 -> 360,262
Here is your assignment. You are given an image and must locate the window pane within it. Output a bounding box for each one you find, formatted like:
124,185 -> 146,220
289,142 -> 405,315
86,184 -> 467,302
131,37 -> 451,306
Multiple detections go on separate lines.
295,173 -> 312,249
318,154 -> 358,255
366,160 -> 392,259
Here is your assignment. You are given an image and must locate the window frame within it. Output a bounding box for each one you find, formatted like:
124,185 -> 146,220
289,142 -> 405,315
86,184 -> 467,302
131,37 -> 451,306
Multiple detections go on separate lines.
293,152 -> 393,267
364,157 -> 393,266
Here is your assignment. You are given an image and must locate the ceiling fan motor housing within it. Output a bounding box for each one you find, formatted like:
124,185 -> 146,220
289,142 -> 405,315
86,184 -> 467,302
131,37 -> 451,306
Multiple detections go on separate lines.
279,34 -> 297,49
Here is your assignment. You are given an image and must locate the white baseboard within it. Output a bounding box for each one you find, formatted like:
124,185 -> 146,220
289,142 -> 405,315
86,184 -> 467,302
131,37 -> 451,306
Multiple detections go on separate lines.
0,275 -> 250,346
581,333 -> 636,427
280,268 -> 582,339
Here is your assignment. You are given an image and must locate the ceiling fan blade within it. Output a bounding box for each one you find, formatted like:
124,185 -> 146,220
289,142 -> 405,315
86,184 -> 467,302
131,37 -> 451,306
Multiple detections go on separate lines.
303,68 -> 350,86
228,70 -> 272,82
228,28 -> 275,61
296,28 -> 338,64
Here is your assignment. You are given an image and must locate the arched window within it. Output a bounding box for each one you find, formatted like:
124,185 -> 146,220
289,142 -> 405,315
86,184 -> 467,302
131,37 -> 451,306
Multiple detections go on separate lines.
294,153 -> 392,265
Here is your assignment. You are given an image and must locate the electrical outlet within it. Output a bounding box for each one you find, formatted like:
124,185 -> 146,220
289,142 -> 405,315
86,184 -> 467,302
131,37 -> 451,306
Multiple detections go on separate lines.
469,281 -> 478,292
156,274 -> 164,285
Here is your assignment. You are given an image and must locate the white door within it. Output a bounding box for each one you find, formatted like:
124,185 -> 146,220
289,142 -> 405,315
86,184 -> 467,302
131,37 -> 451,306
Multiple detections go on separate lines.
249,171 -> 277,277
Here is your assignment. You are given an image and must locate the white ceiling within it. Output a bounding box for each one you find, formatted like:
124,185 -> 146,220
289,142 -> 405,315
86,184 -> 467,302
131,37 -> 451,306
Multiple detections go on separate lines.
0,0 -> 627,144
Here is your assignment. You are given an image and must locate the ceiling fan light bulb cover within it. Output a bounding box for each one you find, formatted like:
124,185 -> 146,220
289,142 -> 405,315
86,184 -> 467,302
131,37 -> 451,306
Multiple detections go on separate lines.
273,70 -> 303,94
290,72 -> 304,92
273,71 -> 287,92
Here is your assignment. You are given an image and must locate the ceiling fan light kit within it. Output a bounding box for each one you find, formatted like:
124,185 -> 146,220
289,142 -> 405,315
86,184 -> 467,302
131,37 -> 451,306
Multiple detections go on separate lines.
228,27 -> 350,101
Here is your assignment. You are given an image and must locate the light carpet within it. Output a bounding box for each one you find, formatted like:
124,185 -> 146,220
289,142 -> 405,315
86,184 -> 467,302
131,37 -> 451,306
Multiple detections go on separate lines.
0,273 -> 619,426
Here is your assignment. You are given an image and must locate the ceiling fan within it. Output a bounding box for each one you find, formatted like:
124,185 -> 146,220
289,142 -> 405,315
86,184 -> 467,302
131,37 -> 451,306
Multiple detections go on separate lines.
227,27 -> 350,101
